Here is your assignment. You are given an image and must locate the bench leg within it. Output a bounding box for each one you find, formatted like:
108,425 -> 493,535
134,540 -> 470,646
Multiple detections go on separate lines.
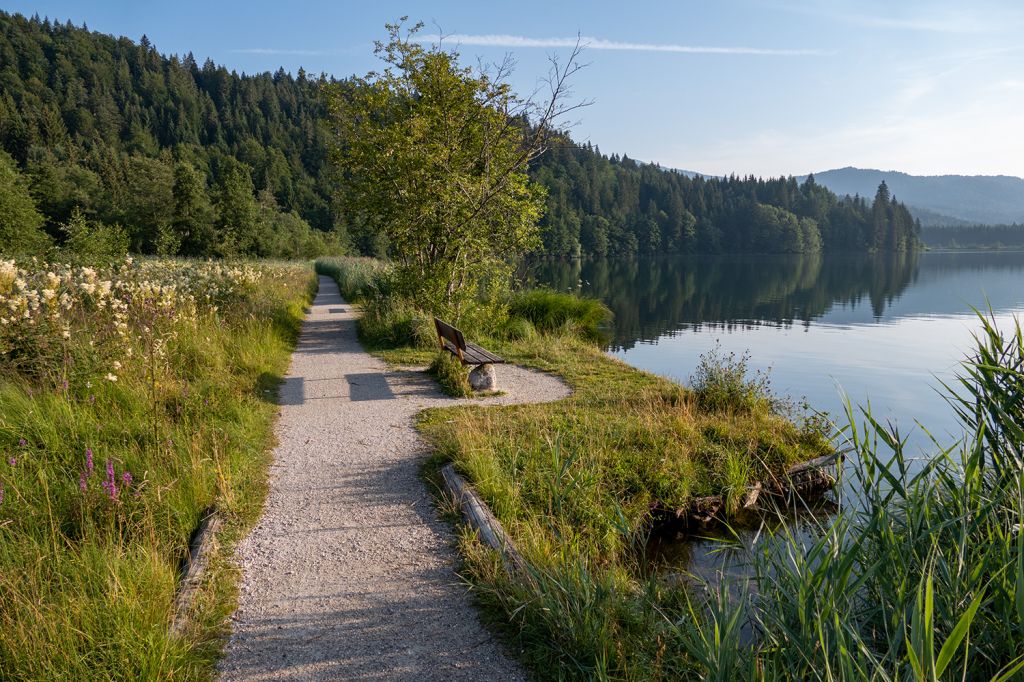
468,363 -> 498,392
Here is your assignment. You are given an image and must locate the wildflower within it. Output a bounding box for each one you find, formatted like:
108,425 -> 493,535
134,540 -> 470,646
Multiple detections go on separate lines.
85,448 -> 94,474
17,438 -> 25,448
7,458 -> 14,466
112,361 -> 122,370
103,459 -> 117,500
79,471 -> 87,492
88,395 -> 95,404
121,471 -> 133,487
0,483 -> 4,506
105,373 -> 117,382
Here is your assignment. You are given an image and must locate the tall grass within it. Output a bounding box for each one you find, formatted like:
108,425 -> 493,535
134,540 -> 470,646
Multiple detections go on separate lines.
674,311 -> 1024,678
508,288 -> 612,340
0,258 -> 314,679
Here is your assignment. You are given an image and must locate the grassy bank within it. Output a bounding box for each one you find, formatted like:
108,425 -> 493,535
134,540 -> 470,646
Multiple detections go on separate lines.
316,256 -> 835,678
0,257 -> 315,679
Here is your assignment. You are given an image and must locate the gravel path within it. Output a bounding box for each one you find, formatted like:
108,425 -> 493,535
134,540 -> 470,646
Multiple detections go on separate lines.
219,276 -> 569,681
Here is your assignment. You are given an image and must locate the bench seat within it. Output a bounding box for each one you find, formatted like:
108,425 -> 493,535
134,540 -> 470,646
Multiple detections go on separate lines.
435,317 -> 505,366
441,339 -> 505,366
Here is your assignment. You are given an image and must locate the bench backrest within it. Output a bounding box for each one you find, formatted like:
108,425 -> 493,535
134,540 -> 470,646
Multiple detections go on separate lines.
434,317 -> 466,352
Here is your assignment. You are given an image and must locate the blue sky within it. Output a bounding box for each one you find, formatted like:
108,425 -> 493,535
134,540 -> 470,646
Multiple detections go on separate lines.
8,0 -> 1024,177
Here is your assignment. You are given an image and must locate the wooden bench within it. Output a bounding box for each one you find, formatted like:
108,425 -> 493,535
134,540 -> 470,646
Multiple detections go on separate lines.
434,317 -> 504,391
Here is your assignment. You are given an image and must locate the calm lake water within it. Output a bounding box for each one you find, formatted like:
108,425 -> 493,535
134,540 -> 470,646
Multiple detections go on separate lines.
529,251 -> 1024,455
529,251 -> 1024,576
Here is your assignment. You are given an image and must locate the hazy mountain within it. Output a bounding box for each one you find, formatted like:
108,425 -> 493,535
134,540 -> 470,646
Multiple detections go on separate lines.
801,167 -> 1024,226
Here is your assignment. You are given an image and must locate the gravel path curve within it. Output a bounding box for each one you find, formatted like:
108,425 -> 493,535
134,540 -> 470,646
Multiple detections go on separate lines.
219,276 -> 569,681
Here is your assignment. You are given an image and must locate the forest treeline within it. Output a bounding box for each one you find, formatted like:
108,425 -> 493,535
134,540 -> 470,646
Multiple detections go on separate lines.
0,12 -> 920,258
533,145 -> 920,256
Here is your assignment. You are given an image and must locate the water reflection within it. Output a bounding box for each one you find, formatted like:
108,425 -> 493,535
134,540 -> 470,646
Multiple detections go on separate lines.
527,251 -> 1024,351
529,251 -> 1024,576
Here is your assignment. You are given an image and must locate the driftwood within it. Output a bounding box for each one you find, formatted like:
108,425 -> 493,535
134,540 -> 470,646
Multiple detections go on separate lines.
171,507 -> 223,636
440,464 -> 525,575
651,452 -> 842,533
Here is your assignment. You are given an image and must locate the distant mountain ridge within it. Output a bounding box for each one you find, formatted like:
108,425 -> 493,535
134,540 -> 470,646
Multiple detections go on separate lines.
800,167 -> 1024,226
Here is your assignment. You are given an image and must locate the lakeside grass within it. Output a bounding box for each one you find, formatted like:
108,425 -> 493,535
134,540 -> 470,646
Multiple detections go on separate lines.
316,256 -> 834,678
0,258 -> 315,679
319,255 -> 1024,679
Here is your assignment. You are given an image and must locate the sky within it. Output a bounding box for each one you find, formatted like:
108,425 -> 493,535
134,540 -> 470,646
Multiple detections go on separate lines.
7,0 -> 1024,178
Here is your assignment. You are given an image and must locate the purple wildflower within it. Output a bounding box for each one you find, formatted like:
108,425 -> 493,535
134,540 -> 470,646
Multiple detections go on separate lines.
0,483 -> 4,506
7,457 -> 15,467
121,471 -> 133,487
86,448 -> 94,474
79,471 -> 87,492
17,438 -> 26,448
88,395 -> 96,405
62,380 -> 69,391
104,459 -> 117,500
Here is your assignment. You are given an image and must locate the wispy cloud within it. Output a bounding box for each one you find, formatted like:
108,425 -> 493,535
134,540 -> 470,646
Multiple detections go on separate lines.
417,34 -> 830,57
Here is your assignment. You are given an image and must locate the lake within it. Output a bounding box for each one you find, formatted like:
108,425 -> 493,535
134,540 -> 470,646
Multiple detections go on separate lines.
528,251 -> 1024,456
529,250 -> 1024,576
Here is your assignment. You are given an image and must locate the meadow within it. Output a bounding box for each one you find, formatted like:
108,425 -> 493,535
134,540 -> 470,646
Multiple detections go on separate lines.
0,257 -> 314,679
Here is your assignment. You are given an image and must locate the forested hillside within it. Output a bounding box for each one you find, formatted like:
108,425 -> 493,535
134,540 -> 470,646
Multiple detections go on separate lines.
0,12 -> 920,257
534,143 -> 920,256
0,11 -> 340,257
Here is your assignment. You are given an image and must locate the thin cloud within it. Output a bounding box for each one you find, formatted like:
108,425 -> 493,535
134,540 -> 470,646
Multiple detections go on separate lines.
418,34 -> 830,56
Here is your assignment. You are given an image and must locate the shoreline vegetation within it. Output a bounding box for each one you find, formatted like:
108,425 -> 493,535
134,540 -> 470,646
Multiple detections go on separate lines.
320,255 -> 1024,680
0,256 -> 315,678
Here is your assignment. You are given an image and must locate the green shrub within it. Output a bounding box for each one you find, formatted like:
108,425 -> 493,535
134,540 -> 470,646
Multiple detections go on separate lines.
429,351 -> 471,397
60,209 -> 129,263
689,344 -> 774,413
508,289 -> 611,340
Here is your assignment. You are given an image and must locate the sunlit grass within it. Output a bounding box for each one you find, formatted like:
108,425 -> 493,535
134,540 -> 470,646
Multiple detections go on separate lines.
0,258 -> 315,679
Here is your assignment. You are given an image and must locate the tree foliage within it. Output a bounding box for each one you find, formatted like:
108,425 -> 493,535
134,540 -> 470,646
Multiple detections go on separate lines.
0,150 -> 49,253
0,11 -> 342,258
324,21 -> 578,319
532,145 -> 921,256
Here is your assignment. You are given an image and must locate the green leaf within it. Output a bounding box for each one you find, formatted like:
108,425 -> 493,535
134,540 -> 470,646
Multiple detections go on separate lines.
935,589 -> 984,676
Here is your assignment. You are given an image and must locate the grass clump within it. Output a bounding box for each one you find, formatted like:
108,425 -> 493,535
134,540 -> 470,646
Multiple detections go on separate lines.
0,257 -> 314,679
428,351 -> 472,398
690,344 -> 774,413
508,288 -> 611,340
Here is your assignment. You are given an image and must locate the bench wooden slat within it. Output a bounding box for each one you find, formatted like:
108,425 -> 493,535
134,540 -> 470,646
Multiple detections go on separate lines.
435,317 -> 504,366
465,342 -> 504,364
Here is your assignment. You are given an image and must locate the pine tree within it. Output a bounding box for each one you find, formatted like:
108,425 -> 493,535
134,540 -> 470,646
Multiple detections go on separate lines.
0,150 -> 50,254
